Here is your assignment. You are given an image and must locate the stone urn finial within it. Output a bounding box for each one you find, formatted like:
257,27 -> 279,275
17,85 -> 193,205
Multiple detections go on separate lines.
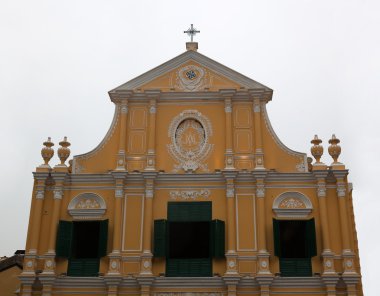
310,135 -> 323,163
58,137 -> 71,166
328,134 -> 341,164
41,137 -> 54,167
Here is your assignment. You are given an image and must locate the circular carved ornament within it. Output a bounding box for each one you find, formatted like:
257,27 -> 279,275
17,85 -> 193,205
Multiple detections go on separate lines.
46,260 -> 53,268
325,260 -> 332,268
167,110 -> 213,172
143,261 -> 150,268
346,260 -> 353,268
261,260 -> 268,268
111,260 -> 117,269
228,260 -> 235,268
26,261 -> 33,268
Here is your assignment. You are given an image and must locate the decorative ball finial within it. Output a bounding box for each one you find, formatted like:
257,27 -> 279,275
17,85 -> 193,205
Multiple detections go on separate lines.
57,137 -> 71,166
41,137 -> 54,167
328,134 -> 341,164
310,135 -> 324,163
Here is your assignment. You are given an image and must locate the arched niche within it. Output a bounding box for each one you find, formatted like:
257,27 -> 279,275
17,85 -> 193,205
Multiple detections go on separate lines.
68,193 -> 106,220
272,192 -> 313,219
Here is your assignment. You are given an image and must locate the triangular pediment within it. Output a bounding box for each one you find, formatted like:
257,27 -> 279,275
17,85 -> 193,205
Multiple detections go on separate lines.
111,50 -> 272,93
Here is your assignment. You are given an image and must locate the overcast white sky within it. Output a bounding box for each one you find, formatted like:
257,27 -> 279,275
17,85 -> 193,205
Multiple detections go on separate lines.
1,0 -> 379,294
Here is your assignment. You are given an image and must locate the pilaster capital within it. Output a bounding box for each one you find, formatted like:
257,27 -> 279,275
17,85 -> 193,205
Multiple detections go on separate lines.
226,184 -> 235,198
256,184 -> 265,198
53,188 -> 63,200
317,183 -> 327,198
224,98 -> 232,113
253,99 -> 261,113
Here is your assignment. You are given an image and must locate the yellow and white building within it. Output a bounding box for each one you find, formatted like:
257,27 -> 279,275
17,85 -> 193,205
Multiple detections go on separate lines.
19,41 -> 363,296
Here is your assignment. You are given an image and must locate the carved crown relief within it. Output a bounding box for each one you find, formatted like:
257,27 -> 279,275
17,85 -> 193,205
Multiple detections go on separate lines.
167,110 -> 213,172
68,193 -> 106,220
273,192 -> 312,218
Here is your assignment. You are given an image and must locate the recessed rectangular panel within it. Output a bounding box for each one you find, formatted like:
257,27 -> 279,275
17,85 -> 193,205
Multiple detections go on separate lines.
122,194 -> 144,252
128,131 -> 146,154
236,194 -> 256,251
130,107 -> 147,129
234,130 -> 252,153
234,106 -> 251,128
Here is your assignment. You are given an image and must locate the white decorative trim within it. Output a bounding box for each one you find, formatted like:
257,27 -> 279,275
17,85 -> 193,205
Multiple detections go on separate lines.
167,110 -> 213,172
256,185 -> 265,198
253,101 -> 261,113
145,189 -> 154,198
115,188 -> 124,198
225,105 -> 232,113
149,105 -> 156,114
35,190 -> 44,199
317,184 -> 326,197
73,105 -> 120,173
170,189 -> 210,200
262,104 -> 307,172
273,192 -> 312,218
53,189 -> 63,200
226,187 -> 235,198
337,184 -> 346,197
68,193 -> 106,220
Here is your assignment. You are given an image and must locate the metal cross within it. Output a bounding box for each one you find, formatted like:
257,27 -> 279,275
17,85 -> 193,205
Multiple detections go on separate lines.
184,24 -> 200,42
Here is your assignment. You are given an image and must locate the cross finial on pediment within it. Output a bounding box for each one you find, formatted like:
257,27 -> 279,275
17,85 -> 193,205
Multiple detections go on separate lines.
184,24 -> 200,42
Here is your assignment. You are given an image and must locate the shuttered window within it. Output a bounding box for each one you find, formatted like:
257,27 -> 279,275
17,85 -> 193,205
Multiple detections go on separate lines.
56,219 -> 108,277
156,202 -> 224,277
168,202 -> 212,222
98,219 -> 109,258
153,219 -> 167,257
56,220 -> 73,258
273,218 -> 316,277
68,258 -> 100,277
211,219 -> 225,258
306,218 -> 317,258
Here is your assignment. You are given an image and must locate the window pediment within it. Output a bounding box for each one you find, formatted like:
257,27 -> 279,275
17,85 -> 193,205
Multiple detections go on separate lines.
68,193 -> 106,220
273,192 -> 312,219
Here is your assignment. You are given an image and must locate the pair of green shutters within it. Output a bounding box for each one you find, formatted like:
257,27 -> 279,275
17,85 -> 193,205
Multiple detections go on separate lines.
273,218 -> 317,277
154,202 -> 225,277
56,220 -> 108,276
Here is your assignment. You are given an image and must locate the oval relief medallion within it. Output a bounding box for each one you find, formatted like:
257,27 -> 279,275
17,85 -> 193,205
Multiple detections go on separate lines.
168,110 -> 213,172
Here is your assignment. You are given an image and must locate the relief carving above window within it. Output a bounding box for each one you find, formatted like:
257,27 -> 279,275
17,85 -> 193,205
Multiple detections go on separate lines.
273,192 -> 312,218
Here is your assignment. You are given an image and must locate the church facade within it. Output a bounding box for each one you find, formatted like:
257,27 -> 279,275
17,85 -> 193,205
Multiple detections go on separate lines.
19,42 -> 363,296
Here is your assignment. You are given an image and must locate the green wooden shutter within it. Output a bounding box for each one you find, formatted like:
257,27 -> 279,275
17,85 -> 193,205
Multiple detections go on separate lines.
154,219 -> 167,257
56,220 -> 73,258
273,219 -> 281,257
68,258 -> 100,277
306,218 -> 317,257
98,219 -> 109,258
211,220 -> 225,258
168,202 -> 211,222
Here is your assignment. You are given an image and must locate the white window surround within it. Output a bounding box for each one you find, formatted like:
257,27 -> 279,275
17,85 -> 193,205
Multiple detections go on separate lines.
68,193 -> 106,220
272,192 -> 313,219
